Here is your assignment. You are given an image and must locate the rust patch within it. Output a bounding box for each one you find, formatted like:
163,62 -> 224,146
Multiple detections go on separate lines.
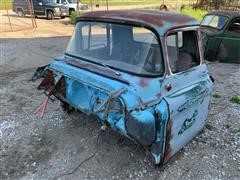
138,78 -> 150,87
139,93 -> 161,107
37,71 -> 54,90
38,71 -> 66,98
55,76 -> 66,98
79,10 -> 198,28
156,92 -> 161,99
163,119 -> 173,163
139,95 -> 161,107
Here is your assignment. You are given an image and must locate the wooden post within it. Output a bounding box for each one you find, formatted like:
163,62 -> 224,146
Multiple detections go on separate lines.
77,0 -> 79,13
4,0 -> 13,31
106,0 -> 109,11
90,0 -> 93,11
27,0 -> 34,28
30,0 -> 37,28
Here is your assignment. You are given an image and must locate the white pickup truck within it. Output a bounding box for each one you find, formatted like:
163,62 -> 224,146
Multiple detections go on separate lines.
55,0 -> 89,15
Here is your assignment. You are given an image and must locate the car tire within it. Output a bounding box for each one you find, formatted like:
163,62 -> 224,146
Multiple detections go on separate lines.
17,9 -> 24,17
61,16 -> 65,19
47,10 -> 54,20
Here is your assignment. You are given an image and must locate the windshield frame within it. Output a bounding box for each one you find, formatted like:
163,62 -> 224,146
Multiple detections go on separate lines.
65,19 -> 165,78
45,0 -> 57,3
201,14 -> 229,30
67,0 -> 78,3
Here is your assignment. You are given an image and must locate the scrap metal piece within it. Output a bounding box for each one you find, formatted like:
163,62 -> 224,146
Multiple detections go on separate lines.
30,65 -> 49,81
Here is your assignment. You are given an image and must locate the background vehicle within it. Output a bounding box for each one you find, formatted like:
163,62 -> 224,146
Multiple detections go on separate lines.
201,11 -> 240,63
34,10 -> 214,165
12,0 -> 68,20
55,0 -> 89,15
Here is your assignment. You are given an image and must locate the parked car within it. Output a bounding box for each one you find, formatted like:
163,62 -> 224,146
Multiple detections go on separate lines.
33,10 -> 214,165
55,0 -> 89,15
12,0 -> 68,20
201,11 -> 240,63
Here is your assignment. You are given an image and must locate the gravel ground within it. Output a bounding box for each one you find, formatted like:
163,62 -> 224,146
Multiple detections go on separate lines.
0,37 -> 240,180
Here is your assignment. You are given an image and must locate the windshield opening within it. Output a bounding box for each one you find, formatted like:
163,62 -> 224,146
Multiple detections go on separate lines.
66,21 -> 164,76
201,15 -> 228,30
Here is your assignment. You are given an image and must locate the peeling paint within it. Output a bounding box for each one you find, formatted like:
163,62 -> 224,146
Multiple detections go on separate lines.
34,10 -> 213,165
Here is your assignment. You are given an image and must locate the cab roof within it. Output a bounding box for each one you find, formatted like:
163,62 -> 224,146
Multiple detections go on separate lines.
77,10 -> 199,36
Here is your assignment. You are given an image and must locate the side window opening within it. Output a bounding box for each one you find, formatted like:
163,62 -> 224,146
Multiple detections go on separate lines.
167,30 -> 200,73
228,19 -> 240,33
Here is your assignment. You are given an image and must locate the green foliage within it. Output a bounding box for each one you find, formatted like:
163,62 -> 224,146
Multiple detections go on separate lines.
231,128 -> 240,134
213,92 -> 221,98
180,8 -> 207,21
230,95 -> 240,104
69,11 -> 83,24
0,0 -> 12,10
205,122 -> 214,131
224,124 -> 231,129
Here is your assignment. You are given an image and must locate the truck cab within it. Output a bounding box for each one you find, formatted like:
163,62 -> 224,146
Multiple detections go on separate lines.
34,10 -> 214,165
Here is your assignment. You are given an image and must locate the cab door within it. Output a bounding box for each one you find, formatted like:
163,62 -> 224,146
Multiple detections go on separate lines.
161,29 -> 213,162
34,0 -> 45,15
218,18 -> 240,63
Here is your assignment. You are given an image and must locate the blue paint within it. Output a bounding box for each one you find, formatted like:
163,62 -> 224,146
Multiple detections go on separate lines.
36,12 -> 213,165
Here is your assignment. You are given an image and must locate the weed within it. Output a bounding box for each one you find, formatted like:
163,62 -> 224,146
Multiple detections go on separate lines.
224,124 -> 231,129
69,11 -> 84,24
213,92 -> 221,98
230,128 -> 240,134
205,122 -> 214,131
180,8 -> 207,21
230,95 -> 240,104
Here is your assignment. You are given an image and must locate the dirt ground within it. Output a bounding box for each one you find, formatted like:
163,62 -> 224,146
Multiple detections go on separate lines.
1,7 -> 240,180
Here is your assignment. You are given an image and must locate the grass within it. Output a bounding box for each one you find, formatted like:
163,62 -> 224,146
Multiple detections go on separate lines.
69,11 -> 86,24
0,0 -> 12,10
230,95 -> 240,104
205,122 -> 214,131
224,124 -> 231,129
213,92 -> 221,98
231,128 -> 240,134
180,8 -> 207,21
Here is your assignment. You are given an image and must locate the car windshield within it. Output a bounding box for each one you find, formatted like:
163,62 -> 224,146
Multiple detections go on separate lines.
66,21 -> 164,76
201,15 -> 228,30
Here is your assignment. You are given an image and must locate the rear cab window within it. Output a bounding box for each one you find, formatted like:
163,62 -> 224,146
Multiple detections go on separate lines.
66,21 -> 164,76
